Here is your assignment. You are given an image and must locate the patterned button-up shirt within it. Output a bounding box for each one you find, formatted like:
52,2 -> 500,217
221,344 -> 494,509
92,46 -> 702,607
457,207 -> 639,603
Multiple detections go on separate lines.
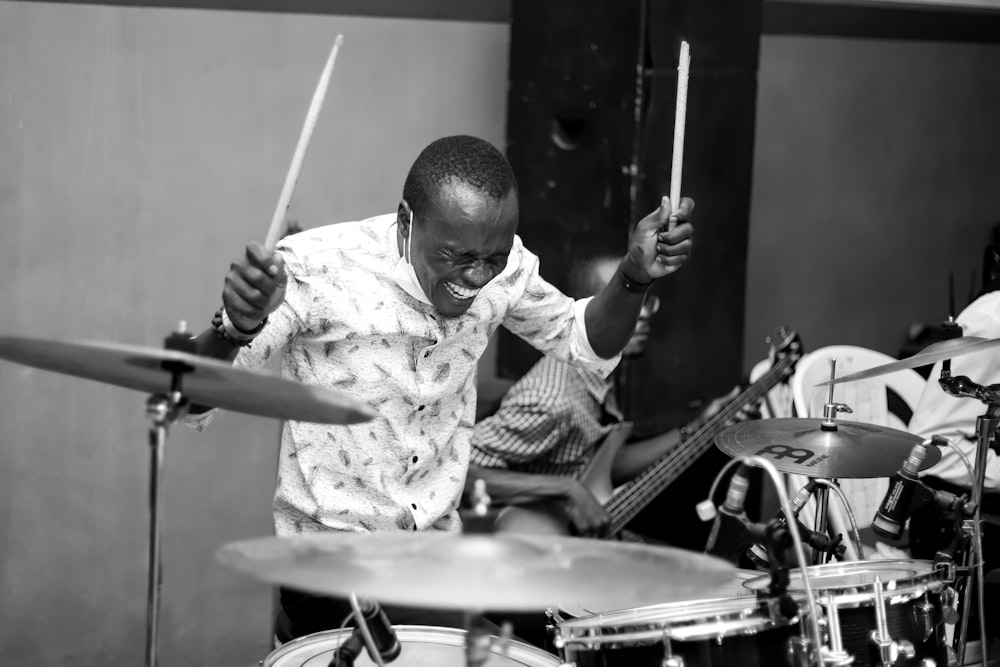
470,355 -> 623,477
193,214 -> 619,535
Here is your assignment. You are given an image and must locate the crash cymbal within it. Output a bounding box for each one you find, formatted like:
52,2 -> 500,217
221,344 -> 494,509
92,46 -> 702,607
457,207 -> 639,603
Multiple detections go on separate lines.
715,418 -> 939,478
217,531 -> 735,612
0,335 -> 375,424
816,336 -> 1000,387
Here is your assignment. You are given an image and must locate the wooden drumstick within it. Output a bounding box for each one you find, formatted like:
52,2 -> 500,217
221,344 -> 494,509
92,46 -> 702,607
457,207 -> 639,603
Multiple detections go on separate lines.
668,40 -> 690,232
263,35 -> 343,250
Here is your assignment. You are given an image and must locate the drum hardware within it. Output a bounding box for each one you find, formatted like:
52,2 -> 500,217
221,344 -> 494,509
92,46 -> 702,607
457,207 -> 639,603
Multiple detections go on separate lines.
825,338 -> 998,667
813,479 -> 859,564
935,366 -> 997,666
0,330 -> 378,667
701,456 -> 827,667
870,576 -> 917,667
744,560 -> 953,667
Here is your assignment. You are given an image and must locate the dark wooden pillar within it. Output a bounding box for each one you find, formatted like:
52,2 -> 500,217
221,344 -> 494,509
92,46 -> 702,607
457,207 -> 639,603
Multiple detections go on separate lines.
502,0 -> 763,547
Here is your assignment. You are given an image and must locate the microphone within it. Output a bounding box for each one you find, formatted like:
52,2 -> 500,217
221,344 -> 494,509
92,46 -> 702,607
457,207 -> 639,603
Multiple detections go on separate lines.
358,598 -> 402,663
872,441 -> 929,539
746,480 -> 817,567
702,464 -> 758,564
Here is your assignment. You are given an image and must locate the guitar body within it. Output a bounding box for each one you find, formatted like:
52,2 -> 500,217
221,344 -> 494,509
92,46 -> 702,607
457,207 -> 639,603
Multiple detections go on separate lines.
492,427 -> 624,535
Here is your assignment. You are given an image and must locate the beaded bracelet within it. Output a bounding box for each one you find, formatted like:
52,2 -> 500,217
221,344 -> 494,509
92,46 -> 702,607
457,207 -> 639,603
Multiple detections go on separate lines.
618,266 -> 653,294
212,307 -> 266,347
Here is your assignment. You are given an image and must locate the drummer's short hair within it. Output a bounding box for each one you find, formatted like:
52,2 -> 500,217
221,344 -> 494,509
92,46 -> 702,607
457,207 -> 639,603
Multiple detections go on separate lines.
402,136 -> 518,222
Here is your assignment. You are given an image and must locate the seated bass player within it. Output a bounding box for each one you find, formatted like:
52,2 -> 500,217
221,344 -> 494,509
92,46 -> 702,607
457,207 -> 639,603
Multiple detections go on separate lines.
466,254 -> 765,540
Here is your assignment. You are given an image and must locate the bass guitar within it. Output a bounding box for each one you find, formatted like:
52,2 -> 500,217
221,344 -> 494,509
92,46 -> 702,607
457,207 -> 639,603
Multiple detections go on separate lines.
495,326 -> 803,537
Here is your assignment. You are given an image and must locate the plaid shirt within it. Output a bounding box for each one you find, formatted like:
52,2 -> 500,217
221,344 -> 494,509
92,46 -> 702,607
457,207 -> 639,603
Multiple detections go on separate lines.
189,214 -> 619,535
471,355 -> 623,477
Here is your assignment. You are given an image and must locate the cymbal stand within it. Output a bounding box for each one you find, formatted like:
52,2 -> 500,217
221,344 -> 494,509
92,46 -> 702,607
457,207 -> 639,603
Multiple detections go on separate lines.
460,480 -> 513,667
936,364 -> 999,665
813,359 -> 853,565
145,326 -> 194,667
814,479 -> 864,560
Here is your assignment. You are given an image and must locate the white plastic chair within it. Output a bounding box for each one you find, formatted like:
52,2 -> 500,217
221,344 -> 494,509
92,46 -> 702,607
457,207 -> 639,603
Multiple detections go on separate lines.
748,357 -> 795,420
789,345 -> 926,560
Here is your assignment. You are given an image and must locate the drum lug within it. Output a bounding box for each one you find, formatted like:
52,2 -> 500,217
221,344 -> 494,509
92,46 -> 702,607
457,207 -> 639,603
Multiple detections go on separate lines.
912,599 -> 936,642
869,631 -> 898,666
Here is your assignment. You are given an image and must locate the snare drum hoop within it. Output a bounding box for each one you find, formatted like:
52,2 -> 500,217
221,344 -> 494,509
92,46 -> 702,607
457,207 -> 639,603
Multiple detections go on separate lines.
556,595 -> 805,649
743,559 -> 947,608
263,624 -> 561,666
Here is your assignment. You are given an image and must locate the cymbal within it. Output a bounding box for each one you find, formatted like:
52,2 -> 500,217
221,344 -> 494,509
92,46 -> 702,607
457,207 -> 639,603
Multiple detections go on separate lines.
816,336 -> 1000,387
0,335 -> 375,425
217,531 -> 735,612
714,418 -> 939,478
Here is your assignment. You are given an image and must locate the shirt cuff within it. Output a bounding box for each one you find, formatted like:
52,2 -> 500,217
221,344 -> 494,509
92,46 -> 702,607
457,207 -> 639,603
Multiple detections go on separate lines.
569,297 -> 622,378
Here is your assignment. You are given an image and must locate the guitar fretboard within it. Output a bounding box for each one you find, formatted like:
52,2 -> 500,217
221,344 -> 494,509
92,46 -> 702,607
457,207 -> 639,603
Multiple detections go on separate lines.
606,352 -> 795,535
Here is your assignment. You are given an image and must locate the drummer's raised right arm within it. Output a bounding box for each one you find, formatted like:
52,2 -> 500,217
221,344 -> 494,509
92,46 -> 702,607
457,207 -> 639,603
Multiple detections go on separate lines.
194,242 -> 289,362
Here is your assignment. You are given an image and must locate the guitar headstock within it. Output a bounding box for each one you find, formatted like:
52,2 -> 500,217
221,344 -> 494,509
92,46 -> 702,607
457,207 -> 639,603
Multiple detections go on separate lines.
766,326 -> 804,380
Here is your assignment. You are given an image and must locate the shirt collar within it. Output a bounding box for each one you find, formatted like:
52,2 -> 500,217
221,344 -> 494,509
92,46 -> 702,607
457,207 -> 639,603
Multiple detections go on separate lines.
576,364 -> 613,404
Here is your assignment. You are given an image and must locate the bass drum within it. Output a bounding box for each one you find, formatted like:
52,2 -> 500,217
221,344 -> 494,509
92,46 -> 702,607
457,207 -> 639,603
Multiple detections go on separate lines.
554,594 -> 808,667
262,625 -> 561,666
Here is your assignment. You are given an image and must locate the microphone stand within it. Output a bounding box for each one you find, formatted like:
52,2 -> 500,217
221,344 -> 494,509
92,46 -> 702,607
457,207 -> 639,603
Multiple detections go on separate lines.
936,365 -> 1000,665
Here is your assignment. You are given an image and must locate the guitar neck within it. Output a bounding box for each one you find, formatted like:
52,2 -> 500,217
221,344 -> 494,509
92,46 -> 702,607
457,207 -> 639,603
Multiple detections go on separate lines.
606,354 -> 794,535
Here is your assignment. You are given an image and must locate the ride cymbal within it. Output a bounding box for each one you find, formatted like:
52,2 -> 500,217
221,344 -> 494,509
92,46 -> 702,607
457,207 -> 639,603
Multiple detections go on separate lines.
815,337 -> 1000,387
217,531 -> 735,612
0,335 -> 375,424
714,418 -> 939,478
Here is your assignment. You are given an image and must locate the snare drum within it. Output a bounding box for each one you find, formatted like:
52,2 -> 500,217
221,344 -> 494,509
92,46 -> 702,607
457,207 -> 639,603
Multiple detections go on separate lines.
554,595 -> 809,667
743,559 -> 951,667
262,625 -> 561,666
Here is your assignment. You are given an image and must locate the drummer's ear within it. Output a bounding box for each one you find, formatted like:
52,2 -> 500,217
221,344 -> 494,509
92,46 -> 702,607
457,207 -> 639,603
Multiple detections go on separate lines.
397,200 -> 413,237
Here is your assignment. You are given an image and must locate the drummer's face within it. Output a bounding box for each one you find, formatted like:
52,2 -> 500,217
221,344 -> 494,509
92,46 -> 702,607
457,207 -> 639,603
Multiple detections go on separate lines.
401,183 -> 518,318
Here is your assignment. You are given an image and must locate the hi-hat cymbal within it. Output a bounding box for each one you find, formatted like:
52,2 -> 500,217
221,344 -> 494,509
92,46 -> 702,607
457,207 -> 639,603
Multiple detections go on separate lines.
815,336 -> 1000,387
217,531 -> 735,612
715,418 -> 939,478
0,335 -> 375,424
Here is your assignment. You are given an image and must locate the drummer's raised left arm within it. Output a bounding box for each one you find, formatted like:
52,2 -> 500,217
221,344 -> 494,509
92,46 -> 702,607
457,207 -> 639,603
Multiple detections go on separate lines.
584,196 -> 694,359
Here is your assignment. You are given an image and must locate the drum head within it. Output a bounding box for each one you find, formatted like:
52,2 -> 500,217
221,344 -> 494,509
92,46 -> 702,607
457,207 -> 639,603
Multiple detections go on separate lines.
557,595 -> 804,647
264,625 -> 560,666
742,559 -> 943,604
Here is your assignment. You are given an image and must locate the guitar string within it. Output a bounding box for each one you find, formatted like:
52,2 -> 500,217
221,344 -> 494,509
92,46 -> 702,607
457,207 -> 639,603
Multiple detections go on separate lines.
607,356 -> 791,527
607,352 -> 796,533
